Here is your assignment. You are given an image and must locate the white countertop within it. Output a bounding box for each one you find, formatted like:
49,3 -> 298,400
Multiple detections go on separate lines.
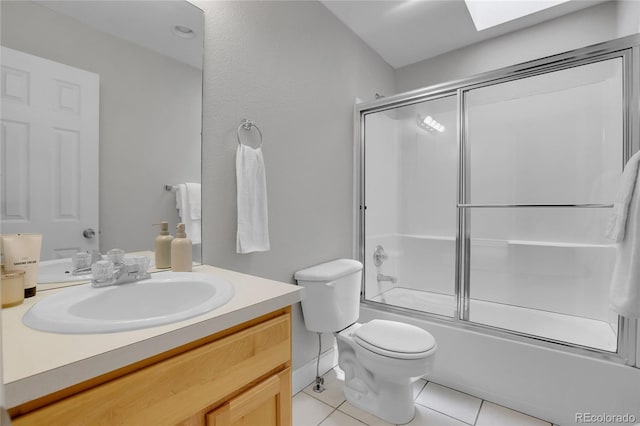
3,264 -> 301,409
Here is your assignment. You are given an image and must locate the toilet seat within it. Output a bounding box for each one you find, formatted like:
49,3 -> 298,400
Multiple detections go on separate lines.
354,319 -> 436,360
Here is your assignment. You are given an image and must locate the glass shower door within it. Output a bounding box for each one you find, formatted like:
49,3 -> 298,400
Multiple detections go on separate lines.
363,95 -> 458,317
461,57 -> 624,351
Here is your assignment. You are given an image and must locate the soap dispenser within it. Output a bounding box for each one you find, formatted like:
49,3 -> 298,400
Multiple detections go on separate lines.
153,221 -> 173,269
171,223 -> 192,272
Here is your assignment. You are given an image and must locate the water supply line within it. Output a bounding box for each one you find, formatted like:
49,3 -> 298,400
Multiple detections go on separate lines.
313,332 -> 325,393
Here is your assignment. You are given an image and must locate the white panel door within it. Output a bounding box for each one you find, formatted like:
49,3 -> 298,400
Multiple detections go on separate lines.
1,47 -> 99,260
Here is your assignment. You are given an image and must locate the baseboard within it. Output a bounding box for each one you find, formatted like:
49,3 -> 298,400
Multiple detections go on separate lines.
292,346 -> 338,395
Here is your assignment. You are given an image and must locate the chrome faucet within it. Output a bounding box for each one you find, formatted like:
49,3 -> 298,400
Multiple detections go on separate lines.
376,273 -> 397,284
91,250 -> 150,288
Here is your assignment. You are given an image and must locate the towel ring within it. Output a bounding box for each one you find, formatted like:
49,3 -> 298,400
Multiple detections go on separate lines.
236,119 -> 263,148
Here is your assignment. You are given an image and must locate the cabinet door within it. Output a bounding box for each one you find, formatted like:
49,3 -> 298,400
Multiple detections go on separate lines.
206,369 -> 291,426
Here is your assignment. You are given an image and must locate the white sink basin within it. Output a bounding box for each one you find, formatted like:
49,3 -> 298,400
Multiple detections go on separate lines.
23,272 -> 234,333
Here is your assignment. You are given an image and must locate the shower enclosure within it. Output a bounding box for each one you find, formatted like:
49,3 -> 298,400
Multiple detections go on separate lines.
357,35 -> 640,360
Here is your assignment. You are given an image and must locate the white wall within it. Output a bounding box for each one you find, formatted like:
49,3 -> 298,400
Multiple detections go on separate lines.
196,0 -> 395,371
396,0 -> 639,93
1,1 -> 202,254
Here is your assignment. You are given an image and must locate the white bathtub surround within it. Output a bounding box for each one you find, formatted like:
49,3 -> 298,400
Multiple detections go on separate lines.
235,144 -> 270,254
608,150 -> 640,318
366,234 -> 618,351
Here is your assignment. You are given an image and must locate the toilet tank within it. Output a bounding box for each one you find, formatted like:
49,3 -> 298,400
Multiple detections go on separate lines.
294,259 -> 363,333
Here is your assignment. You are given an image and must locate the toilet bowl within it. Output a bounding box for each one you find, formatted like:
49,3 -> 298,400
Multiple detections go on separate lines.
337,321 -> 436,424
295,259 -> 437,425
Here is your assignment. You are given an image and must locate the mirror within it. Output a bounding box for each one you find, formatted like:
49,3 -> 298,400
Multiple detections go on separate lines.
0,0 -> 203,263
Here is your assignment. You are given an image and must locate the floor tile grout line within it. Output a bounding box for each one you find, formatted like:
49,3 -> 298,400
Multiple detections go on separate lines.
300,388 -> 346,410
481,400 -> 552,425
333,402 -> 371,426
473,399 -> 485,425
316,407 -> 339,426
294,389 -> 345,426
416,380 -> 480,425
428,380 -> 484,403
413,380 -> 428,400
304,392 -> 346,410
414,400 -> 475,425
425,381 -> 552,424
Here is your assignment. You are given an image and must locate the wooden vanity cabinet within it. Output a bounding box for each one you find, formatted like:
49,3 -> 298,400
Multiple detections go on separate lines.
11,308 -> 292,426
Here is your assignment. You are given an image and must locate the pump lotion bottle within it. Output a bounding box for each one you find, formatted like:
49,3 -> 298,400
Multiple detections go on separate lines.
171,223 -> 192,272
153,221 -> 173,269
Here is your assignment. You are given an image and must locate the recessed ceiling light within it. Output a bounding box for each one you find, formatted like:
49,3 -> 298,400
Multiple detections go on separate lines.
172,25 -> 195,39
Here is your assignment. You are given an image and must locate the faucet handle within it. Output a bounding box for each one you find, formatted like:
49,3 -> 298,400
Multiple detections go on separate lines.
373,245 -> 388,267
124,256 -> 150,275
106,249 -> 125,265
92,260 -> 114,282
90,249 -> 102,263
72,252 -> 92,269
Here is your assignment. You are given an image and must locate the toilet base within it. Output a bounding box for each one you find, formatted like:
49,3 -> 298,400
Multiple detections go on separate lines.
343,373 -> 416,424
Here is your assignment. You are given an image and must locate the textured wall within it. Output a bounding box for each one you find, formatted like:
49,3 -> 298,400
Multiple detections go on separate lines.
196,0 -> 395,370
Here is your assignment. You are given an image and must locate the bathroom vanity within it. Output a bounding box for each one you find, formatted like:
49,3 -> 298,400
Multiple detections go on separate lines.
3,265 -> 301,425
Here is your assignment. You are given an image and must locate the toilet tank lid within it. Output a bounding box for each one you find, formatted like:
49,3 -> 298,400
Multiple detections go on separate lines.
294,259 -> 363,282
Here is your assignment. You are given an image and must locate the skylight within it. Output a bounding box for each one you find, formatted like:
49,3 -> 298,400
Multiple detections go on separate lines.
464,0 -> 571,31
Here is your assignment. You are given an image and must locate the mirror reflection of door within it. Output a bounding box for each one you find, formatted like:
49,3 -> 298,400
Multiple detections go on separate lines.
1,46 -> 99,260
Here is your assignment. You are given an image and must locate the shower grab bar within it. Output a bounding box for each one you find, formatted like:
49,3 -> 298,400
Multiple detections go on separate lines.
457,203 -> 613,208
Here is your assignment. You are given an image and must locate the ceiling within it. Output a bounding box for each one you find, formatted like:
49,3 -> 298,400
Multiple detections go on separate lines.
320,0 -> 608,69
35,0 -> 204,69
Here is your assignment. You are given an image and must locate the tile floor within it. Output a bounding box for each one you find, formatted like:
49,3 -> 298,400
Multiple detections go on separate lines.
293,368 -> 553,426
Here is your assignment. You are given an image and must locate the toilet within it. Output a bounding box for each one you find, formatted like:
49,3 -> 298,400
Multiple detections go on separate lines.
295,259 -> 437,425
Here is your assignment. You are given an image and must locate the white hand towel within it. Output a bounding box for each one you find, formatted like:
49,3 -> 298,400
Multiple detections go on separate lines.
608,151 -> 640,318
176,183 -> 188,220
186,182 -> 201,220
175,183 -> 201,244
236,144 -> 270,254
606,150 -> 640,242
